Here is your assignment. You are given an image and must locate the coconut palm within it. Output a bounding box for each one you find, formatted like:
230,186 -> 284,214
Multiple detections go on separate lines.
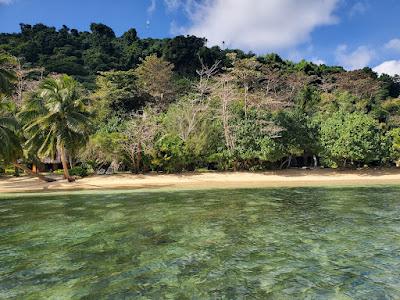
0,53 -> 19,160
22,75 -> 91,182
0,99 -> 56,182
0,100 -> 22,160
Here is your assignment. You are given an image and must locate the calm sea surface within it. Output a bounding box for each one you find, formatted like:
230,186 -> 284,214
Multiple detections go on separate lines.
1,187 -> 399,299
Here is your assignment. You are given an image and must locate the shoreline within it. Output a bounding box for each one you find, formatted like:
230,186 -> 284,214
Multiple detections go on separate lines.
1,168 -> 400,194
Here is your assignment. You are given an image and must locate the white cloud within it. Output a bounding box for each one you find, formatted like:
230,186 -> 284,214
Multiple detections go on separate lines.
147,0 -> 156,15
312,58 -> 326,65
373,60 -> 400,76
385,38 -> 400,52
335,44 -> 374,70
167,0 -> 339,52
349,1 -> 368,17
0,0 -> 14,4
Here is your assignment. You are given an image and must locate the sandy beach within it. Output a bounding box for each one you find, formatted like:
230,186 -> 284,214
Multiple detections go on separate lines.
1,168 -> 400,193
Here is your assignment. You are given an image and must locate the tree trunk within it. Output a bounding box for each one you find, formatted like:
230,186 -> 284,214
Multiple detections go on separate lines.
69,155 -> 74,168
280,156 -> 292,169
137,142 -> 142,173
244,85 -> 248,119
313,155 -> 318,168
60,146 -> 75,182
12,162 -> 56,182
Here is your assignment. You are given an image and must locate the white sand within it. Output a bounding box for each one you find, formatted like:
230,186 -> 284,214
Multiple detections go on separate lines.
1,169 -> 400,193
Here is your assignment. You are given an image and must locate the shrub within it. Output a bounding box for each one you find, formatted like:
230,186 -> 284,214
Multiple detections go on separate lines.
319,112 -> 385,167
69,166 -> 89,177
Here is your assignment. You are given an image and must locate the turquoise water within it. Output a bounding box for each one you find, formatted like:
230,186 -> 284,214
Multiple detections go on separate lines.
1,187 -> 400,299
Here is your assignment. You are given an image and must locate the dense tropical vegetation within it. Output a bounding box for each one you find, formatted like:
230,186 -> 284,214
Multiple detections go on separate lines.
1,23 -> 400,179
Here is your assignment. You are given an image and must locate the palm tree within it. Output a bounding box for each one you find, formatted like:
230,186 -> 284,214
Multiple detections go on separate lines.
0,100 -> 22,160
0,52 -> 17,95
0,99 -> 56,182
22,75 -> 91,182
1,52 -> 56,182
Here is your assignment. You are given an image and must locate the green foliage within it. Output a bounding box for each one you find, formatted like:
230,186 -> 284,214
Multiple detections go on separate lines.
92,69 -> 146,122
0,98 -> 22,162
2,23 -> 400,173
21,75 -> 91,158
134,54 -> 175,107
80,129 -> 124,168
0,51 -> 17,95
152,134 -> 188,172
68,165 -> 89,177
295,86 -> 321,114
233,110 -> 285,168
20,75 -> 92,180
276,110 -> 320,159
388,128 -> 400,165
319,112 -> 385,167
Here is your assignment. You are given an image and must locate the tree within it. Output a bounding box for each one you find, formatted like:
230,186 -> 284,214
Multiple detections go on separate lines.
211,74 -> 239,155
80,130 -> 124,171
14,58 -> 44,105
134,54 -> 175,108
228,53 -> 262,118
0,99 -> 22,162
0,52 -> 17,95
0,98 -> 55,182
319,112 -> 384,167
276,110 -> 320,168
233,109 -> 285,169
1,52 -> 55,181
22,75 -> 91,181
162,35 -> 206,75
388,128 -> 400,167
122,108 -> 159,173
324,69 -> 384,103
91,69 -> 147,122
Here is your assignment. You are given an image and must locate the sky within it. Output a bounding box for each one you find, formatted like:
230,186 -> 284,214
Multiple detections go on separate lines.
1,0 -> 400,75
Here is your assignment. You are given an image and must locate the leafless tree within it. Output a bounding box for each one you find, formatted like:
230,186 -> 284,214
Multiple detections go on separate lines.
211,74 -> 239,153
122,108 -> 159,173
13,58 -> 44,106
195,57 -> 220,100
260,66 -> 309,106
167,58 -> 221,143
322,70 -> 383,100
227,53 -> 262,117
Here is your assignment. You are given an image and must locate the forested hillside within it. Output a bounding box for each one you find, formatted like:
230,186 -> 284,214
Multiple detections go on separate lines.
1,23 -> 400,178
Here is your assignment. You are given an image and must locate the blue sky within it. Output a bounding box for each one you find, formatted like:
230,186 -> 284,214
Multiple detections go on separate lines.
1,0 -> 400,75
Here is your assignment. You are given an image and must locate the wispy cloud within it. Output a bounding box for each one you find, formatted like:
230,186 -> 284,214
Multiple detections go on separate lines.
348,1 -> 368,17
0,0 -> 14,5
165,0 -> 339,52
147,0 -> 156,15
385,38 -> 400,52
335,44 -> 374,70
164,0 -> 181,11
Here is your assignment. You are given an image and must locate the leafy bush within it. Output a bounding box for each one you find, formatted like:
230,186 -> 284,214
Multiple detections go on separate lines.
69,166 -> 89,177
319,112 -> 386,167
54,166 -> 90,177
388,128 -> 400,166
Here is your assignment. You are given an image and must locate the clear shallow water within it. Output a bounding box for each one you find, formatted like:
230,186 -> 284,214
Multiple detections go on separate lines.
1,187 -> 400,299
